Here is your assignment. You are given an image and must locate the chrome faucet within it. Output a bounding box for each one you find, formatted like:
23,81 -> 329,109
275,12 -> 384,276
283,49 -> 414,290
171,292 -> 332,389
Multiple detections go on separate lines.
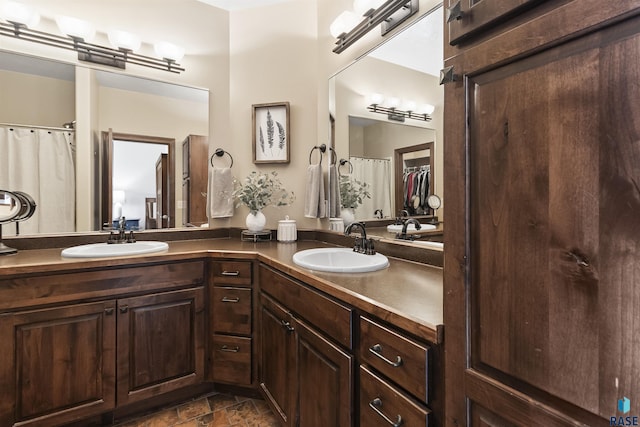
397,218 -> 422,241
394,209 -> 410,225
107,216 -> 136,244
344,222 -> 376,255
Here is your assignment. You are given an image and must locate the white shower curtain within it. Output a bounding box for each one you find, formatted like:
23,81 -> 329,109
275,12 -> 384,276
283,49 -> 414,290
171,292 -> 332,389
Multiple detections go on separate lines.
350,156 -> 392,220
0,126 -> 75,235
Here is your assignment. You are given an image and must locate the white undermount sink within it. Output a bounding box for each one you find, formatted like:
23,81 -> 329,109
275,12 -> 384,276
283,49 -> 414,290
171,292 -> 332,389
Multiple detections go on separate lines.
293,247 -> 389,273
61,241 -> 169,258
386,223 -> 437,233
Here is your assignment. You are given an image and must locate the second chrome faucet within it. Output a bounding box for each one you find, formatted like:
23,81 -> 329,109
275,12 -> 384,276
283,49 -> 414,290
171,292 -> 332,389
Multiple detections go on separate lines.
344,222 -> 376,255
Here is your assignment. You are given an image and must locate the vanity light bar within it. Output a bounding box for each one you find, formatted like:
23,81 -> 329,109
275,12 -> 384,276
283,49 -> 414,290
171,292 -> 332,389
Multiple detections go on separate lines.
367,104 -> 431,122
0,22 -> 185,73
333,0 -> 418,54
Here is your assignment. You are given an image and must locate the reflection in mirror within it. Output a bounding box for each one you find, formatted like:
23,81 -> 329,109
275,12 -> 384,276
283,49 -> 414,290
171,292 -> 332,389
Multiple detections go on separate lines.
0,50 -> 209,236
329,4 -> 443,234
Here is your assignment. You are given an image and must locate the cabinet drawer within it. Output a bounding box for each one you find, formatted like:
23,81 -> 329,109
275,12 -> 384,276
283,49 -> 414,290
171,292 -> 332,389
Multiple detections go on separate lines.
359,316 -> 429,403
211,334 -> 252,386
259,265 -> 353,349
360,365 -> 430,427
211,261 -> 252,287
212,287 -> 251,335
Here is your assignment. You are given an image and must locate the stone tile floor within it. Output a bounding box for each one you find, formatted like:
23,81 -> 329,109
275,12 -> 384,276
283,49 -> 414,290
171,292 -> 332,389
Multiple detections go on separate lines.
114,393 -> 280,427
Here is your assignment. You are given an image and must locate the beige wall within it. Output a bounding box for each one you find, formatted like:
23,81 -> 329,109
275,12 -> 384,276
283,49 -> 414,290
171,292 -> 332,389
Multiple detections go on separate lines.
0,70 -> 75,126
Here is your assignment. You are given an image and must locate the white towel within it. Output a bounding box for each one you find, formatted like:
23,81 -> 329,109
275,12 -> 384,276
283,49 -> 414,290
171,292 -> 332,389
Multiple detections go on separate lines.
328,164 -> 341,218
304,163 -> 326,218
207,167 -> 234,218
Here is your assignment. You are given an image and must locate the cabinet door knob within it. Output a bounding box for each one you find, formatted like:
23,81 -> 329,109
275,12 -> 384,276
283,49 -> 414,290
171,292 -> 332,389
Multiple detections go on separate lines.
446,1 -> 463,23
219,345 -> 240,353
221,296 -> 241,303
221,270 -> 240,276
281,319 -> 295,333
119,305 -> 129,314
104,307 -> 114,315
369,398 -> 403,427
369,344 -> 403,367
439,66 -> 459,85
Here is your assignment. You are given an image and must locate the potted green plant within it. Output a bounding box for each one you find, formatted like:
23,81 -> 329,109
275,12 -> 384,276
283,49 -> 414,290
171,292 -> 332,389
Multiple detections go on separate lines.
339,175 -> 370,226
233,171 -> 295,231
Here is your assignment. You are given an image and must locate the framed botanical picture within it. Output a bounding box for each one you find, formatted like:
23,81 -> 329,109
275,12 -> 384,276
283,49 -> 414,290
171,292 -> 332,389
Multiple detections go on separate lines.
252,102 -> 290,164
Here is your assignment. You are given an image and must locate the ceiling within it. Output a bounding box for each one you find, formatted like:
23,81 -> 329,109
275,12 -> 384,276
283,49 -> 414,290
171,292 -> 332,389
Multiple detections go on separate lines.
195,0 -> 293,11
368,5 -> 443,77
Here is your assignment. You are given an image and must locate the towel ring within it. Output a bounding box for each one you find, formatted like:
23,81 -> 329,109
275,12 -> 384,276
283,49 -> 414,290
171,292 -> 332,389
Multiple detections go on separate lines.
329,147 -> 337,166
211,148 -> 233,168
308,144 -> 326,165
338,158 -> 353,176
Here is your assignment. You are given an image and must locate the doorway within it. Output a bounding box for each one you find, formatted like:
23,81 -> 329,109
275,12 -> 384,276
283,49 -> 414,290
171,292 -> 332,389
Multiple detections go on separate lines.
101,130 -> 175,230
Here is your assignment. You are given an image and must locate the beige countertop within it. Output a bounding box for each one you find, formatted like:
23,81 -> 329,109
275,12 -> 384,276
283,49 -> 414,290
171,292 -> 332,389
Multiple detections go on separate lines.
0,237 -> 443,343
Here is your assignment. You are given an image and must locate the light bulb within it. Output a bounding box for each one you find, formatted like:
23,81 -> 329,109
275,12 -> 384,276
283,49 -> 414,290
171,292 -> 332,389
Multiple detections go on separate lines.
422,104 -> 435,115
108,30 -> 141,52
330,10 -> 360,38
403,100 -> 417,111
388,97 -> 401,109
2,1 -> 40,27
370,93 -> 384,105
154,41 -> 185,62
56,15 -> 95,41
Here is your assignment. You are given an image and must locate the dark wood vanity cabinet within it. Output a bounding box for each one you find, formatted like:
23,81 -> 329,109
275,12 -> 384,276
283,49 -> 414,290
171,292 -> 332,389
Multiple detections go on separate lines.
209,260 -> 255,386
116,288 -> 205,406
358,316 -> 432,426
0,261 -> 206,427
444,2 -> 640,426
258,264 -> 354,427
0,301 -> 117,427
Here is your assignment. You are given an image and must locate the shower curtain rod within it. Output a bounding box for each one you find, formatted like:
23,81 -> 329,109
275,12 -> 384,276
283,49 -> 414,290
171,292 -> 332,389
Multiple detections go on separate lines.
349,155 -> 390,161
0,123 -> 75,132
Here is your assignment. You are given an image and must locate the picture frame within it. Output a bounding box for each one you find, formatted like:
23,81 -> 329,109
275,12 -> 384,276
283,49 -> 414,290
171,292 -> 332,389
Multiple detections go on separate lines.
252,102 -> 290,164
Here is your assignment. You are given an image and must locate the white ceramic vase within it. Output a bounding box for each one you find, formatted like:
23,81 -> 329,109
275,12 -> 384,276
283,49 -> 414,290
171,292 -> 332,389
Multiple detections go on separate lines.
340,208 -> 356,228
246,211 -> 266,232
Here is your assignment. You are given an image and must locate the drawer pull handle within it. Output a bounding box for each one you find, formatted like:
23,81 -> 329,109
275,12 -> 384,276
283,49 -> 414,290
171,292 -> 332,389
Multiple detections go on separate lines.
221,296 -> 240,303
119,305 -> 129,314
369,398 -> 403,427
281,319 -> 295,333
370,344 -> 403,367
221,270 -> 240,276
219,345 -> 240,353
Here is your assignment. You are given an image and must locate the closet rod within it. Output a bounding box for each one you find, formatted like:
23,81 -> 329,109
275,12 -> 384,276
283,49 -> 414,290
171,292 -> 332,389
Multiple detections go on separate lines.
0,123 -> 75,132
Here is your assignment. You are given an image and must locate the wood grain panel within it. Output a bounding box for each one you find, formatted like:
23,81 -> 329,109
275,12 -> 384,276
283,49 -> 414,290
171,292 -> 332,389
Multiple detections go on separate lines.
211,334 -> 252,386
117,287 -> 204,406
4,302 -> 116,426
0,260 -> 205,311
294,317 -> 353,427
212,287 -> 252,335
259,265 -> 353,349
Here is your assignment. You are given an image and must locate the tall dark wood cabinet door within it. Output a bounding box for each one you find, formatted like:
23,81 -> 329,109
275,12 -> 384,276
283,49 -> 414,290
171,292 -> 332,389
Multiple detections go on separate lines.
294,317 -> 353,427
116,288 -> 204,406
259,293 -> 295,426
0,301 -> 116,427
444,7 -> 640,427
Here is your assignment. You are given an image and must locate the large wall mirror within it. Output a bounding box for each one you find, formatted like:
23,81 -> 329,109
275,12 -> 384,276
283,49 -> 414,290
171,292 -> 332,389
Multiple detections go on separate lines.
329,4 -> 443,235
0,50 -> 209,236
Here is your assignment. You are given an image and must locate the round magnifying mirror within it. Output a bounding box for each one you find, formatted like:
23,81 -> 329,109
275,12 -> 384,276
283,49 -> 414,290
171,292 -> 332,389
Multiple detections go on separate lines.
0,190 -> 22,224
427,194 -> 442,211
13,191 -> 37,222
